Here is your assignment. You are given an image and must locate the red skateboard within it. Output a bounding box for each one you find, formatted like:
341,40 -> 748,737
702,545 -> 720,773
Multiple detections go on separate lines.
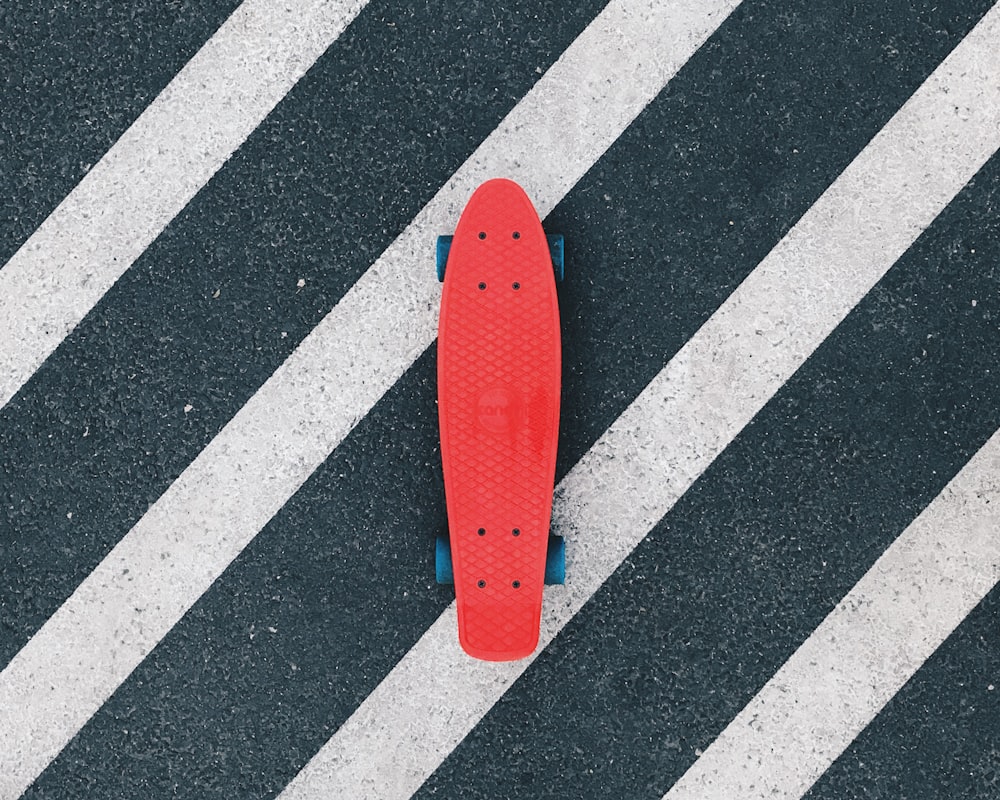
435,178 -> 564,661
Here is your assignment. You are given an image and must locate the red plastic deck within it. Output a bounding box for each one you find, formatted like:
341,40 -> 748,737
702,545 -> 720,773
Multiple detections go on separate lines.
437,179 -> 561,661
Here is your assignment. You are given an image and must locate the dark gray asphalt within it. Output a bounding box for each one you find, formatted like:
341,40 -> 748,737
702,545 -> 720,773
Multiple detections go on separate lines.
0,0 -> 242,265
806,584 -> 1000,800
416,149 -> 1000,800
3,1 -> 999,799
0,0 -> 605,670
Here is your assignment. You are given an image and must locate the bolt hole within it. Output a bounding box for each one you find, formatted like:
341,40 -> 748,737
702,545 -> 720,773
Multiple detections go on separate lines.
512,580 -> 521,589
477,527 -> 486,536
512,231 -> 521,240
512,528 -> 521,537
478,232 -> 487,240
478,282 -> 487,290
512,282 -> 520,290
477,579 -> 487,588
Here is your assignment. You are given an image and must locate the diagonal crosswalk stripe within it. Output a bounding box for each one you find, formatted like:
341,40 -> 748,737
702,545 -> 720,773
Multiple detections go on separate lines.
0,1 -> 741,796
664,426 -> 1000,800
0,0 -> 369,411
277,6 -> 1000,796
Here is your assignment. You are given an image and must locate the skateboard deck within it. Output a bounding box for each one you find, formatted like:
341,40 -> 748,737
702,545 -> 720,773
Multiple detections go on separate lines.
436,178 -> 562,661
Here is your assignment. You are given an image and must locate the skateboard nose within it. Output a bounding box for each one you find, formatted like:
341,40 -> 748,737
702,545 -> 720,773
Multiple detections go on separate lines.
468,178 -> 535,217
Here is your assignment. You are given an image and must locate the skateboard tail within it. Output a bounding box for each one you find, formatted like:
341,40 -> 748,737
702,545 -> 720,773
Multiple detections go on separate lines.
457,599 -> 542,661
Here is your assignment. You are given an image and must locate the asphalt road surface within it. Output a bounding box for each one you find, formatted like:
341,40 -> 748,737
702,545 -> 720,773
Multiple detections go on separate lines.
2,1 -> 999,798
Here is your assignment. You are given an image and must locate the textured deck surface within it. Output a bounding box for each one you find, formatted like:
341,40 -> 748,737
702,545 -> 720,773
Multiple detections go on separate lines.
437,179 -> 561,660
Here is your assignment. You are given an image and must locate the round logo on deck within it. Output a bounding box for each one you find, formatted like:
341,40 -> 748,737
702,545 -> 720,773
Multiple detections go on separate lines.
477,387 -> 521,434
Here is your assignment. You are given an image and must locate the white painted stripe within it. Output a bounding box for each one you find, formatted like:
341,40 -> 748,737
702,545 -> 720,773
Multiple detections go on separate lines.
664,428 -> 1000,800
277,8 -> 1000,798
0,0 -> 369,411
0,1 -> 740,796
